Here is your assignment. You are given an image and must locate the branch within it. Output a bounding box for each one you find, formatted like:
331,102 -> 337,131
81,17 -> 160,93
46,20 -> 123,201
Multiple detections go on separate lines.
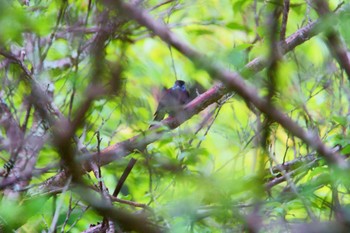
73,184 -> 164,233
313,0 -> 350,80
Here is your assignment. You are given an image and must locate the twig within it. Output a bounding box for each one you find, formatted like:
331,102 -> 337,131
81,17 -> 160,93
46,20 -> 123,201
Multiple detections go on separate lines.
110,196 -> 147,208
113,158 -> 137,197
280,0 -> 290,41
48,177 -> 71,233
313,0 -> 350,80
196,97 -> 227,149
148,0 -> 175,12
267,150 -> 317,221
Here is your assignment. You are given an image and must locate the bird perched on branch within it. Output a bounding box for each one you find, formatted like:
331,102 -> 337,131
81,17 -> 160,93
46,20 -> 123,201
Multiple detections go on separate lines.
151,80 -> 190,125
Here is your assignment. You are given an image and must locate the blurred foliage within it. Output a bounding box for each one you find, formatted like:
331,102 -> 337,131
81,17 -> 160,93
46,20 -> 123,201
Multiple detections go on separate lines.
1,0 -> 350,232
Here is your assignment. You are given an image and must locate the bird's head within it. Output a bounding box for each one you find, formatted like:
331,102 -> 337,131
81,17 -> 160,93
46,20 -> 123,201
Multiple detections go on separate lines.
172,80 -> 186,91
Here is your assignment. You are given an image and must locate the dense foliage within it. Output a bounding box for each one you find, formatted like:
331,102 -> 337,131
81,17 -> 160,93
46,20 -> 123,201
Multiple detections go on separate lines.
1,0 -> 350,232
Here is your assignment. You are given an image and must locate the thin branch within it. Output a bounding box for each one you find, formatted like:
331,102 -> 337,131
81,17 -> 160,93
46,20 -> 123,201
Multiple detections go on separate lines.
110,196 -> 147,208
113,158 -> 137,197
280,0 -> 290,41
313,0 -> 350,80
73,184 -> 164,233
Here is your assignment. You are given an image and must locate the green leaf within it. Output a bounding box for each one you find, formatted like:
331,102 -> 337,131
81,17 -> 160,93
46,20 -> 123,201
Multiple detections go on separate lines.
332,116 -> 348,127
226,22 -> 246,31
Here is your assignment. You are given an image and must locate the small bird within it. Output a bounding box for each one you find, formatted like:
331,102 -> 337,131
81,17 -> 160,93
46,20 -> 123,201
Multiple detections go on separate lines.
152,80 -> 190,124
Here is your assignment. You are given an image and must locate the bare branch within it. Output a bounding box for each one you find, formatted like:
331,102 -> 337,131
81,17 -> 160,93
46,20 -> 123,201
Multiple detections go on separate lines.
313,0 -> 350,80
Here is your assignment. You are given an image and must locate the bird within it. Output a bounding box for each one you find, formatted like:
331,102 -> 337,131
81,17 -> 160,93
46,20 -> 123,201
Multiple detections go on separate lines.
152,80 -> 190,125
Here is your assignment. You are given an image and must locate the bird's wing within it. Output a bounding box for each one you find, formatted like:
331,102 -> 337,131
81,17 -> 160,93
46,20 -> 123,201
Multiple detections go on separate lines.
153,88 -> 169,121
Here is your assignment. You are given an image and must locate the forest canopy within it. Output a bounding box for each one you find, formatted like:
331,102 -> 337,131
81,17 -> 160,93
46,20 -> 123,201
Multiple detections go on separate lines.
1,0 -> 350,232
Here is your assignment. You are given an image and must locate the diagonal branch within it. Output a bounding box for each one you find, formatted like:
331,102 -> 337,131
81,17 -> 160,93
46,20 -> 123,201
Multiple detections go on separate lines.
313,0 -> 350,80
